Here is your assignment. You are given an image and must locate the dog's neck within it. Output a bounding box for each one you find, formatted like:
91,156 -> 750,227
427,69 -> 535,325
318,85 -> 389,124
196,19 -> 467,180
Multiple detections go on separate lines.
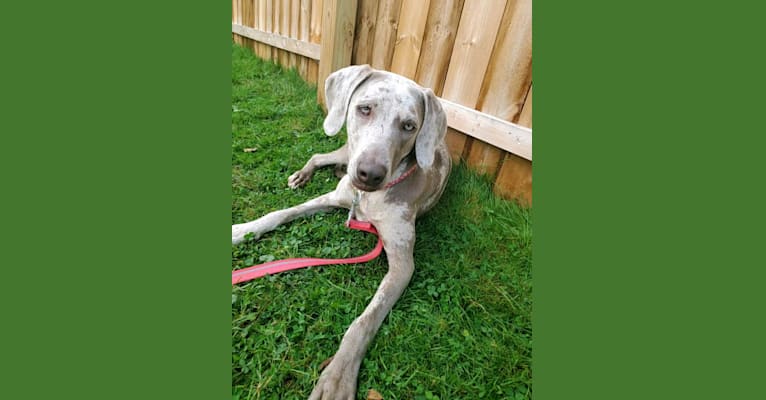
385,153 -> 418,189
349,153 -> 417,222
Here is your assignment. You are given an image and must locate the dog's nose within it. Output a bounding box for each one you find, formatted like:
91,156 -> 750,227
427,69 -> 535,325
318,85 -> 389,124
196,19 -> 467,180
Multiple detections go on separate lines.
357,164 -> 387,187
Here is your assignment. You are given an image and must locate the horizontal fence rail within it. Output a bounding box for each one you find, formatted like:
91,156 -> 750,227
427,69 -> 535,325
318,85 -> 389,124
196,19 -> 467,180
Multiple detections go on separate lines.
440,99 -> 531,161
232,23 -> 321,60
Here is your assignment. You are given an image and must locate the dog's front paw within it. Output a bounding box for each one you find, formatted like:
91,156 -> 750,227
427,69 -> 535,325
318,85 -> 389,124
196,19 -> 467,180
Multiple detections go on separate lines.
308,357 -> 358,400
232,223 -> 257,245
288,169 -> 313,189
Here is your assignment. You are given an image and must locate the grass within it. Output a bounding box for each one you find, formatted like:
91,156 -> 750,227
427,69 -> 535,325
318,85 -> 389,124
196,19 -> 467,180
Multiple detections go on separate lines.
231,43 -> 532,400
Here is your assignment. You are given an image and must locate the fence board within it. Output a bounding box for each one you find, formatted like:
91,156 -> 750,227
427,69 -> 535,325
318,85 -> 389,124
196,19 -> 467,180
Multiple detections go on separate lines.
352,0 -> 378,65
442,0 -> 506,108
518,84 -> 532,128
466,141 -> 504,176
271,0 -> 280,59
370,0 -> 403,71
256,0 -> 268,59
477,0 -> 532,123
413,0 -> 464,95
280,0 -> 290,66
298,0 -> 310,80
462,0 -> 508,178
248,0 -> 258,52
445,128 -> 469,163
290,0 -> 300,69
233,0 -> 242,45
317,0 -> 358,107
441,0 -> 506,176
307,0 -> 323,85
495,82 -> 531,205
273,0 -> 282,62
468,0 -> 531,179
494,153 -> 531,205
264,0 -> 271,57
242,0 -> 248,48
389,0 -> 431,80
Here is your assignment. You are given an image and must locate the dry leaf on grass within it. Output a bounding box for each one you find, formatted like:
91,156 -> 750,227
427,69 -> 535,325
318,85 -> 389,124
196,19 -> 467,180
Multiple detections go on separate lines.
243,148 -> 258,153
367,388 -> 384,400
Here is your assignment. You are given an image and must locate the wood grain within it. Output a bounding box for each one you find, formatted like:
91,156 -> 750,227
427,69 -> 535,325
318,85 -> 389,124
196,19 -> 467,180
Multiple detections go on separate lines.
389,0 -> 431,79
241,0 -> 253,51
307,0 -> 323,85
445,128 -> 468,163
317,0 -> 358,107
440,0 -> 506,165
256,0 -> 269,59
271,0 -> 280,60
352,0 -> 379,65
370,0 -> 403,70
469,0 -> 531,179
494,153 -> 532,205
517,84 -> 532,128
280,0 -> 290,67
299,0 -> 311,80
441,0 -> 506,107
413,0 -> 465,95
477,0 -> 531,122
290,0 -> 300,69
233,0 -> 242,45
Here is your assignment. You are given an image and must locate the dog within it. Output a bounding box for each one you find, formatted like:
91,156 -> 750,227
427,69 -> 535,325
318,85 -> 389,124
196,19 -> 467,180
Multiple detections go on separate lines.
232,64 -> 451,399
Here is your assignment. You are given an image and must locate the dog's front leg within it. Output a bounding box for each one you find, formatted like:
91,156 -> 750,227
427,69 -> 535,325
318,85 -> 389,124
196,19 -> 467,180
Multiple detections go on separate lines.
309,222 -> 415,400
288,143 -> 349,189
232,185 -> 352,245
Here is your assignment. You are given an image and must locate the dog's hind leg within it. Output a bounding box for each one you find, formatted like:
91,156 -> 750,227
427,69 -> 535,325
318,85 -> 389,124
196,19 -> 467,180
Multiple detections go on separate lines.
288,143 -> 349,189
232,180 -> 353,245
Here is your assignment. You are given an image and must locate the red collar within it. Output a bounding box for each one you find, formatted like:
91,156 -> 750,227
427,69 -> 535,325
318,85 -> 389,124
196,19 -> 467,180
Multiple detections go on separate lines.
384,163 -> 418,188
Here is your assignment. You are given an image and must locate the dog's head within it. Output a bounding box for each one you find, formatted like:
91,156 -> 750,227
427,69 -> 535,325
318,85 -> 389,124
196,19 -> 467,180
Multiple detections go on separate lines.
323,65 -> 447,192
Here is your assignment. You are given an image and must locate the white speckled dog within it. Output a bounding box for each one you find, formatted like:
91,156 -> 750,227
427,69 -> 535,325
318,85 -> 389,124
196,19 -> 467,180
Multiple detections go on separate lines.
232,65 -> 451,400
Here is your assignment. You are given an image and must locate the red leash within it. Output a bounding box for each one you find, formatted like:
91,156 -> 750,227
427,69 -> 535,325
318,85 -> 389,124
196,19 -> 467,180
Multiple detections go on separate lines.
231,161 -> 417,285
232,219 -> 383,285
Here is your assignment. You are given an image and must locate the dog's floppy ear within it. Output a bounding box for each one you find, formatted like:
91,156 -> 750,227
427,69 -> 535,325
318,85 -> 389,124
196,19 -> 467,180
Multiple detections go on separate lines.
323,65 -> 374,136
416,88 -> 447,168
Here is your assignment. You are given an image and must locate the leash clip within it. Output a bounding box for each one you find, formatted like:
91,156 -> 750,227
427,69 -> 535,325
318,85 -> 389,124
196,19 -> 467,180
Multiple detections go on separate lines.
347,190 -> 361,224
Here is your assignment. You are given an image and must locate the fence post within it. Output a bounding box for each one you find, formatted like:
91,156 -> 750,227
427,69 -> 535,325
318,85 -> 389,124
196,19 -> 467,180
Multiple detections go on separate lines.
317,0 -> 358,110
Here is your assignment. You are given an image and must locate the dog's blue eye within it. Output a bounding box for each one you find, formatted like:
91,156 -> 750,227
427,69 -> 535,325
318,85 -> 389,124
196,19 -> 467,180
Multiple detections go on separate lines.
402,122 -> 416,131
358,105 -> 371,115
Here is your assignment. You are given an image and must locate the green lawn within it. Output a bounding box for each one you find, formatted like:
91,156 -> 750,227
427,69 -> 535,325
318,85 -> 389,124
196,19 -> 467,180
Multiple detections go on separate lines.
231,43 -> 532,400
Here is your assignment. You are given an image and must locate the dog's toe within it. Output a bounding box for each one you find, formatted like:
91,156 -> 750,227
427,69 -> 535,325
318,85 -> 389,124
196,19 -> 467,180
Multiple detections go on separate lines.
288,170 -> 311,189
309,357 -> 357,400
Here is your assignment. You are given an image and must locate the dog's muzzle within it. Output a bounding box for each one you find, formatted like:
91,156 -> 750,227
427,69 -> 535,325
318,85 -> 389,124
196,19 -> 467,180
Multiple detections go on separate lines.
354,163 -> 386,189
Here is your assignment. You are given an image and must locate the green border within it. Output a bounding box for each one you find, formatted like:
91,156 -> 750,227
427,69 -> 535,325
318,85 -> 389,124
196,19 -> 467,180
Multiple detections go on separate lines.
4,1 -> 765,398
535,2 -> 765,399
2,2 -> 230,398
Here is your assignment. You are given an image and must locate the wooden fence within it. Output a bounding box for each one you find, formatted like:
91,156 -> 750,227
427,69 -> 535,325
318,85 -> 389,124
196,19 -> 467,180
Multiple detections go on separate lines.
233,0 -> 532,205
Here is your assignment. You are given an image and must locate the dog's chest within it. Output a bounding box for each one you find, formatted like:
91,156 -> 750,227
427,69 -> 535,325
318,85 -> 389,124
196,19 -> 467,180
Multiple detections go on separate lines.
355,192 -> 409,225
